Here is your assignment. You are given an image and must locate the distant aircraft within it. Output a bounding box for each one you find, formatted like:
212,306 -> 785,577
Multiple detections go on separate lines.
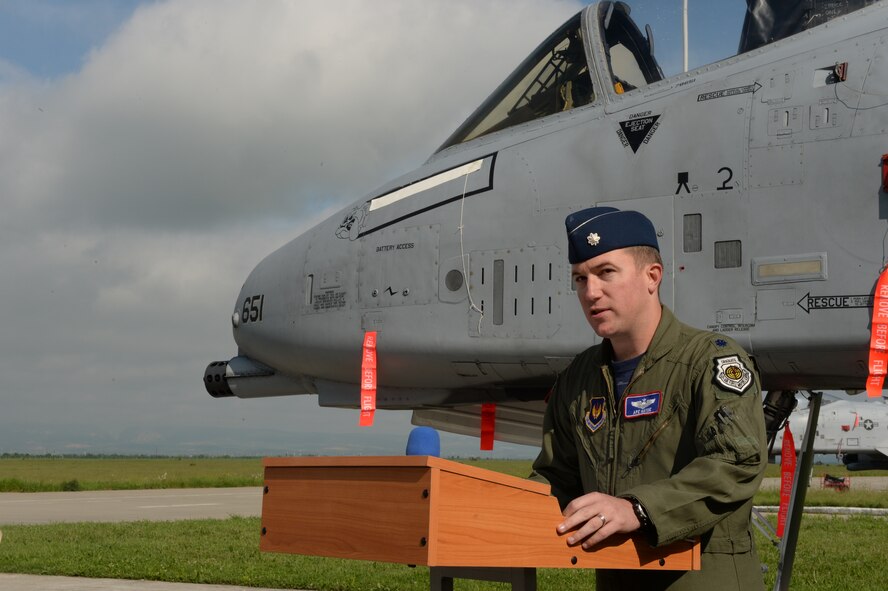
774,397 -> 888,471
205,2 -> 888,587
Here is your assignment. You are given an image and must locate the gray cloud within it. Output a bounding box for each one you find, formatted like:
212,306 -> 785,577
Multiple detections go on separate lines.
2,0 -> 581,233
0,0 -> 581,456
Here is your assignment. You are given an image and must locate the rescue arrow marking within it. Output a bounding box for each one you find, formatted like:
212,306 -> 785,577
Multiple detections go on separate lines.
797,292 -> 873,314
697,82 -> 762,102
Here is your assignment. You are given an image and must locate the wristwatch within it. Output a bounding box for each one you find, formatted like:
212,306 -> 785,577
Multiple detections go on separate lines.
628,497 -> 652,531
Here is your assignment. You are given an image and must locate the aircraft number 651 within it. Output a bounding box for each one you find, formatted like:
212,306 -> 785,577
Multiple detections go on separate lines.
242,294 -> 265,323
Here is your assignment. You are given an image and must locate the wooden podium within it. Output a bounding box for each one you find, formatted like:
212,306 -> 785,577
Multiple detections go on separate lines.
261,455 -> 699,578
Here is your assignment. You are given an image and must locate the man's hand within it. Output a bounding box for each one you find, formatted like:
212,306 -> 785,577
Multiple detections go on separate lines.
556,492 -> 641,549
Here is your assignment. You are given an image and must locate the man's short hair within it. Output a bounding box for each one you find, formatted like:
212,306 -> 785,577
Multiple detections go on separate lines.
629,245 -> 662,269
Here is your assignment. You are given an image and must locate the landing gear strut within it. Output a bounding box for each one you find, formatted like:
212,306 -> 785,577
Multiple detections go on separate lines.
756,390 -> 823,591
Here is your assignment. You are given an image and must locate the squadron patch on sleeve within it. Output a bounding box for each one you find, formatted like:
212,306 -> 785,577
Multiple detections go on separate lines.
713,355 -> 753,394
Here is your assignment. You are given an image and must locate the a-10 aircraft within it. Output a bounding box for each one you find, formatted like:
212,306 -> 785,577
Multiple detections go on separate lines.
774,397 -> 888,471
205,1 -> 888,587
206,0 -> 887,440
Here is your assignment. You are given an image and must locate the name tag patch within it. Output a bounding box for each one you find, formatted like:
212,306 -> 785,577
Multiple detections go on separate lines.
624,391 -> 662,419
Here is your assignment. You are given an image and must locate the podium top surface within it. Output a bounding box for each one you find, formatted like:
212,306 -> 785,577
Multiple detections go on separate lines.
263,455 -> 551,495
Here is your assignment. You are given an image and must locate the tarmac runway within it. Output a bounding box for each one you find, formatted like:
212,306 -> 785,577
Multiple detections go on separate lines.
759,475 -> 888,491
3,479 -> 885,527
0,574 -> 298,591
0,487 -> 262,525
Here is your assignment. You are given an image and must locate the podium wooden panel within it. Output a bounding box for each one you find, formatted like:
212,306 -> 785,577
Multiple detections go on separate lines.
261,456 -> 700,571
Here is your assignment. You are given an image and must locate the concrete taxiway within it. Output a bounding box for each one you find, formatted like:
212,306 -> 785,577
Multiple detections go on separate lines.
759,475 -> 888,491
2,479 -> 886,526
0,574 -> 301,591
0,487 -> 262,525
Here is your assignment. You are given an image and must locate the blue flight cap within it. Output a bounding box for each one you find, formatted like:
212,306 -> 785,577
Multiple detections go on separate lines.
565,207 -> 659,264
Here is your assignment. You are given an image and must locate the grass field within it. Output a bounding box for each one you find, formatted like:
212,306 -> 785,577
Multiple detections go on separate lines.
0,456 -> 264,491
0,457 -> 886,589
0,515 -> 886,590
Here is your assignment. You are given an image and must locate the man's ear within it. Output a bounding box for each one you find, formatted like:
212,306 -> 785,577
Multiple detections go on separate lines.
646,263 -> 663,295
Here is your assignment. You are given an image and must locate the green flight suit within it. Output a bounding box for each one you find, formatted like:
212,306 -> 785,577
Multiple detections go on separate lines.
532,306 -> 767,591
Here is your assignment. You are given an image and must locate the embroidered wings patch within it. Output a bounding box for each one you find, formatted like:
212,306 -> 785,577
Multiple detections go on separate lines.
624,391 -> 661,419
713,355 -> 753,394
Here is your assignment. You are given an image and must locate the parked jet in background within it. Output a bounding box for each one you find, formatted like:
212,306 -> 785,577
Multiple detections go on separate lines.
206,0 -> 888,444
775,397 -> 888,471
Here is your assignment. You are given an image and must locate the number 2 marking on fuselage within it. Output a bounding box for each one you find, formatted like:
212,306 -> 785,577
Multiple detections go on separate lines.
717,166 -> 734,191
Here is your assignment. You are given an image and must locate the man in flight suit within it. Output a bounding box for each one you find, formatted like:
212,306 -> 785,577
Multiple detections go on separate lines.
532,207 -> 767,590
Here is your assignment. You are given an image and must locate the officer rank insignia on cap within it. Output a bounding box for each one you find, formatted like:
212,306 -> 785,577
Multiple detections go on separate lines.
713,355 -> 753,394
565,207 -> 659,264
585,396 -> 606,433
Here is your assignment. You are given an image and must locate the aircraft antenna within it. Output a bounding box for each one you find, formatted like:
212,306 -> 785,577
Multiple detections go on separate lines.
683,0 -> 689,72
458,171 -> 484,333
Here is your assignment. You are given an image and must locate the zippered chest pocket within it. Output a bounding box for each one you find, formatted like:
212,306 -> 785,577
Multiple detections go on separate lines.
621,398 -> 685,478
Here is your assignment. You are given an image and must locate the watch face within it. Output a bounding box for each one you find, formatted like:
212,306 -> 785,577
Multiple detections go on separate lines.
632,500 -> 649,527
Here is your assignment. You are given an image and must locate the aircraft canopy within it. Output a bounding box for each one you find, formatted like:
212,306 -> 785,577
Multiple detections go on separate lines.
439,2 -> 662,150
739,0 -> 879,53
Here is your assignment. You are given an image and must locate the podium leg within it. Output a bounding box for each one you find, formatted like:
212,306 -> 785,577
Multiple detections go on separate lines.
429,567 -> 536,591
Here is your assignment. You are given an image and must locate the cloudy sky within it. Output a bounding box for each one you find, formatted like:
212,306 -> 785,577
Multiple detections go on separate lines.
0,0 -> 747,457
